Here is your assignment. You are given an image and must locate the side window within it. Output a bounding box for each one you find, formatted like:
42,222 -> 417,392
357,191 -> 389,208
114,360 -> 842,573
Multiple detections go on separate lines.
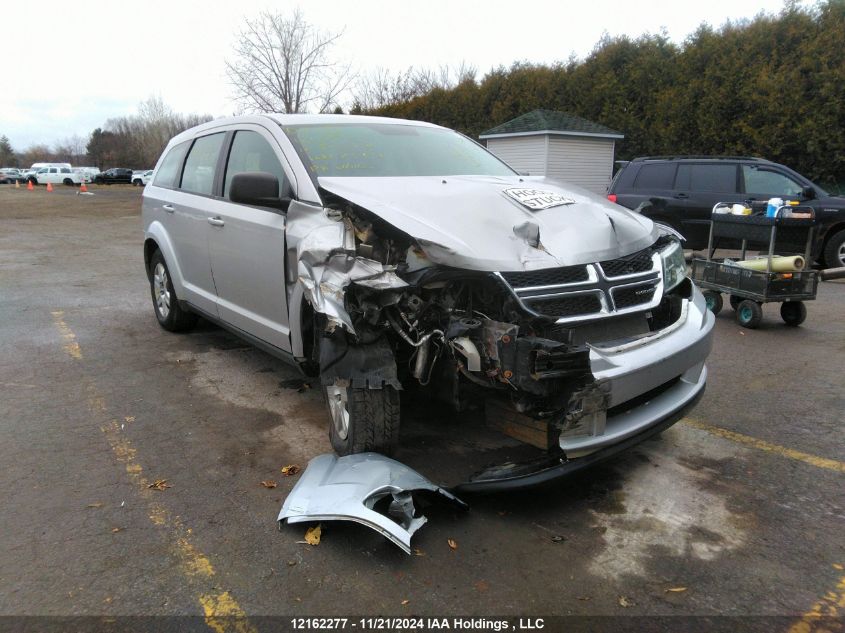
49,168 -> 57,174
153,140 -> 190,188
223,130 -> 287,200
61,168 -> 70,174
742,166 -> 803,197
676,164 -> 737,192
633,163 -> 676,189
181,133 -> 225,195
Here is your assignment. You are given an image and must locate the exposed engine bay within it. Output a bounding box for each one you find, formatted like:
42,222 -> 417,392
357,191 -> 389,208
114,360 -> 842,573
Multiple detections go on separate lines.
298,190 -> 690,451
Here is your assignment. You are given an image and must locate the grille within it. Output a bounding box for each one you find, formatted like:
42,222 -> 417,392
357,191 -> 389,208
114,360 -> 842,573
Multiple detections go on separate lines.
500,265 -> 589,288
599,248 -> 654,277
612,283 -> 658,310
525,293 -> 602,318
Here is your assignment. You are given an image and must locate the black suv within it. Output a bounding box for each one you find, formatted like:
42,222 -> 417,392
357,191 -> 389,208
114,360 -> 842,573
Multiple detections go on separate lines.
93,168 -> 134,184
607,156 -> 845,267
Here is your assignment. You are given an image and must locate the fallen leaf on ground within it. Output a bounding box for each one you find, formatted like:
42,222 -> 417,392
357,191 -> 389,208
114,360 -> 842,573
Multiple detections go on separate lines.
260,480 -> 277,489
447,538 -> 458,551
413,548 -> 426,557
665,587 -> 687,593
618,596 -> 635,608
281,465 -> 301,476
111,527 -> 123,533
287,560 -> 297,567
577,596 -> 591,601
124,416 -> 135,423
401,599 -> 410,606
551,535 -> 565,543
304,524 -> 321,545
474,580 -> 489,592
87,503 -> 104,508
148,479 -> 171,491
833,563 -> 844,571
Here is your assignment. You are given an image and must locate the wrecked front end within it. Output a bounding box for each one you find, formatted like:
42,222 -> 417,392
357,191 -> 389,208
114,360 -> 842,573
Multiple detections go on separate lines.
287,181 -> 714,490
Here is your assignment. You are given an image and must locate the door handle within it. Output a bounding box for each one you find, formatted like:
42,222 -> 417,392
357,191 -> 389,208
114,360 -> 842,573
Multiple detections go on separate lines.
162,204 -> 175,213
673,193 -> 689,199
207,217 -> 225,227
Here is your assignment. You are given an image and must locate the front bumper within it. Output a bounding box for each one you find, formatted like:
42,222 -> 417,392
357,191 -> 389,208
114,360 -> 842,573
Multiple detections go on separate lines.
456,284 -> 715,492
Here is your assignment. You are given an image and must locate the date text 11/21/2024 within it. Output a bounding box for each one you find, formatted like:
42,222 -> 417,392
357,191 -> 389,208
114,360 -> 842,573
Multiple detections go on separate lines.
289,617 -> 545,630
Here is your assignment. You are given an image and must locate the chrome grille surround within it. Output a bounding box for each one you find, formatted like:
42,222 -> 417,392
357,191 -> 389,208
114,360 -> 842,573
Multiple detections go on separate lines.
496,250 -> 664,324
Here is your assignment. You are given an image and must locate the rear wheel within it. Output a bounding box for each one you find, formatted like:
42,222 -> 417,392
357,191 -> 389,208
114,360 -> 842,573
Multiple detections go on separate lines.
703,290 -> 723,314
149,250 -> 197,332
729,295 -> 742,310
823,229 -> 845,269
736,300 -> 763,329
326,381 -> 400,456
63,178 -> 73,186
133,179 -> 142,186
780,301 -> 807,327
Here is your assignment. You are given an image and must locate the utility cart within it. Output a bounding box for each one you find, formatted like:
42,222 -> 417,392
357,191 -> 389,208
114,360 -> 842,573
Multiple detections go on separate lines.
690,203 -> 819,329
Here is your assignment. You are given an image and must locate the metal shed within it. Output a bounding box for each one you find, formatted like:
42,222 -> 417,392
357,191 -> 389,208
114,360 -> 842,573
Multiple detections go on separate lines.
479,109 -> 624,195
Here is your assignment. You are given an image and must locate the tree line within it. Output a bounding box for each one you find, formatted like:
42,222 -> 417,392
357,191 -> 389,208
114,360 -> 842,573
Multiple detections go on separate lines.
360,1 -> 845,187
1,97 -> 211,170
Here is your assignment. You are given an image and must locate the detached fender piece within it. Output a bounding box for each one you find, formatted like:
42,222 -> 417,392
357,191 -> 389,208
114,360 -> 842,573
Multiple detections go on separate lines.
278,453 -> 467,554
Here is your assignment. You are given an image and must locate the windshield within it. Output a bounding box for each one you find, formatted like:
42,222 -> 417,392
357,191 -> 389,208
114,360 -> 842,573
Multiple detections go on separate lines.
282,123 -> 515,178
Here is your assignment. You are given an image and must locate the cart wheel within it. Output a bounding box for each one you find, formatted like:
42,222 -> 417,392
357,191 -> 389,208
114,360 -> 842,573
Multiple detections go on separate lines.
780,301 -> 806,327
729,295 -> 742,311
736,300 -> 763,329
703,291 -> 723,314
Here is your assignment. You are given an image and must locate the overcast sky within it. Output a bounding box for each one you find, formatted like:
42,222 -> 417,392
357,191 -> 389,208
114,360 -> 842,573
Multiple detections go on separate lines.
3,0 -> 790,150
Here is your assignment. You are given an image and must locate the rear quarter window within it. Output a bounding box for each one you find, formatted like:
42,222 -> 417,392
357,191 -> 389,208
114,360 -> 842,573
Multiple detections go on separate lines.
676,163 -> 738,192
633,163 -> 677,189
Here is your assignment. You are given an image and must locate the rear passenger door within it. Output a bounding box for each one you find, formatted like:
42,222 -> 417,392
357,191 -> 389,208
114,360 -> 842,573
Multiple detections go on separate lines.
206,127 -> 293,353
674,163 -> 743,248
148,134 -> 224,316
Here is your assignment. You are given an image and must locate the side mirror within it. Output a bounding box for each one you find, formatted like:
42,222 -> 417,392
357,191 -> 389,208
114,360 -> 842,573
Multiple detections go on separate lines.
801,185 -> 816,200
229,172 -> 292,211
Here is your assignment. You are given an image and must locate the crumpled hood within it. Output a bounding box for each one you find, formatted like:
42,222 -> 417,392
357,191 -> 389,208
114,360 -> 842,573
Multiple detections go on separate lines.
318,175 -> 658,271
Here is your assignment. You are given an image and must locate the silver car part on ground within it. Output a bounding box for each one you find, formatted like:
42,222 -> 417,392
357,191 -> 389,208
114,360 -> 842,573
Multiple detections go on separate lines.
278,453 -> 467,555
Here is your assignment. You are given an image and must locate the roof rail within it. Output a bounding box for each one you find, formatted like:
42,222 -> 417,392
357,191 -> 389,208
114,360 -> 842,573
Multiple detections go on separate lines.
632,155 -> 768,162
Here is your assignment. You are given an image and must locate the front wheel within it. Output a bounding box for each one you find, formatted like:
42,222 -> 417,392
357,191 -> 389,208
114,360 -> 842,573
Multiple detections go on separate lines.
133,179 -> 142,186
703,290 -> 723,314
736,300 -> 763,329
780,301 -> 807,327
148,250 -> 197,332
326,381 -> 400,456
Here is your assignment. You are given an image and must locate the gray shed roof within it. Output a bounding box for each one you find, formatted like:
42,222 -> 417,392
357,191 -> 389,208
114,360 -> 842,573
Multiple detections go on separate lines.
479,109 -> 623,140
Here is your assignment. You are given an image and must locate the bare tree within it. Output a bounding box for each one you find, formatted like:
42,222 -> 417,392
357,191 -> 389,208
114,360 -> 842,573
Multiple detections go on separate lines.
226,9 -> 354,113
352,63 -> 478,110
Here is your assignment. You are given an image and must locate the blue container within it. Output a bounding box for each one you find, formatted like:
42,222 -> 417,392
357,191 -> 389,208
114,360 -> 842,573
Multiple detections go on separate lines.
766,197 -> 784,218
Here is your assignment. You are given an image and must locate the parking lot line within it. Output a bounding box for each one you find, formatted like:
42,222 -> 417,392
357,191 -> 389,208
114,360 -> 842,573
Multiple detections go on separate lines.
683,418 -> 845,473
787,568 -> 845,633
51,310 -> 256,633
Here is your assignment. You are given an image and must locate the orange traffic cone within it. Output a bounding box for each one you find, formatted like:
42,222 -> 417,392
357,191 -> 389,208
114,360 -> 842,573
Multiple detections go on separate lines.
80,181 -> 88,193
27,180 -> 33,191
15,180 -> 20,188
46,182 -> 53,192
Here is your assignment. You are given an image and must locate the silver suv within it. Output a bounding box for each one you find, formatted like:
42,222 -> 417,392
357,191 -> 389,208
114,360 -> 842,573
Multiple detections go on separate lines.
142,114 -> 714,490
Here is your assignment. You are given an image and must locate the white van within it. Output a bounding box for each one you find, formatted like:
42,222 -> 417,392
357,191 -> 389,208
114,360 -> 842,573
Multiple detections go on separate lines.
27,163 -> 83,186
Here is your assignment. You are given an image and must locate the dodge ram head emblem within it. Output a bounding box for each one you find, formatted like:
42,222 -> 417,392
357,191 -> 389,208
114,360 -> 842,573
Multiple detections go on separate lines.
503,188 -> 575,210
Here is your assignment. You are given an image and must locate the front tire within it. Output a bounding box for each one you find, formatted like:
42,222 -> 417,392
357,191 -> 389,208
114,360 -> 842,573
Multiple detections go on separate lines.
149,250 -> 197,332
326,381 -> 400,456
823,229 -> 845,269
703,290 -> 723,314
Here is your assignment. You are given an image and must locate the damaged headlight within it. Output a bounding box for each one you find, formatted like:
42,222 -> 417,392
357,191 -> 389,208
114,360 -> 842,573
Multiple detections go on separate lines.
660,240 -> 687,292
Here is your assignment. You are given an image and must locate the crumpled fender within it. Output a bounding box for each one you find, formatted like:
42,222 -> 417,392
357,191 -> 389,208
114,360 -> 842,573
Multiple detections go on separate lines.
278,453 -> 467,554
286,202 -> 407,334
